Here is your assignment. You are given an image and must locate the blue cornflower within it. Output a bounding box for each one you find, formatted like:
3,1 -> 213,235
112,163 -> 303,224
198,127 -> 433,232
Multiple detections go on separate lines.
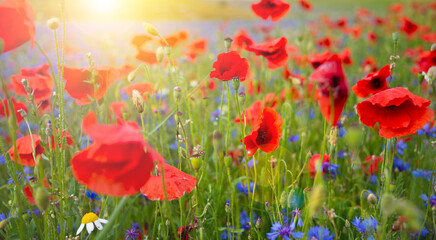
309,108 -> 315,119
351,216 -> 377,239
0,213 -> 7,221
320,162 -> 340,179
395,139 -> 407,156
85,190 -> 101,200
412,169 -> 432,181
240,158 -> 257,168
124,229 -> 140,240
80,136 -> 93,150
240,210 -> 257,231
334,150 -> 347,159
7,167 -> 33,185
0,155 -> 5,165
410,226 -> 429,238
288,134 -> 300,143
392,157 -> 410,172
284,209 -> 303,227
267,222 -> 304,240
236,182 -> 255,195
337,123 -> 346,138
221,226 -> 237,240
169,140 -> 185,150
420,194 -> 436,207
417,123 -> 436,137
307,226 -> 334,240
211,108 -> 221,122
369,175 -> 378,185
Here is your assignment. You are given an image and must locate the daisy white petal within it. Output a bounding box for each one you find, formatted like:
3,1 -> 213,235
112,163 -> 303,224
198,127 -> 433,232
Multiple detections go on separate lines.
86,222 -> 95,234
76,223 -> 85,235
98,218 -> 108,224
94,220 -> 103,230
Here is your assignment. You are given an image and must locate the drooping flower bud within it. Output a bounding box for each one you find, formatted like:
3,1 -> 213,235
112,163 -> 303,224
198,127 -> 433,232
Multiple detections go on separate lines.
0,220 -> 6,229
174,111 -> 183,123
127,69 -> 137,82
142,22 -> 159,36
224,37 -> 233,52
45,120 -> 53,136
132,89 -> 145,113
156,47 -> 164,63
17,109 -> 27,118
21,78 -> 31,93
232,77 -> 240,92
173,86 -> 182,102
47,18 -> 60,30
368,193 -> 377,205
35,187 -> 50,211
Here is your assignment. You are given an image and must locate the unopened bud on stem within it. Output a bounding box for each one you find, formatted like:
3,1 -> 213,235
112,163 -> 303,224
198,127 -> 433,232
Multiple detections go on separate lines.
132,90 -> 145,113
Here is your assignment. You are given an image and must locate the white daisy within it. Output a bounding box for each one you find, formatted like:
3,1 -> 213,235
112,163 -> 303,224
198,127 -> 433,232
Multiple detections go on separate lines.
76,212 -> 108,235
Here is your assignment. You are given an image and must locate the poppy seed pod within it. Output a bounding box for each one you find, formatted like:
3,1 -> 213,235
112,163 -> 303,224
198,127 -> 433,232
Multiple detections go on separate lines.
35,187 -> 50,211
47,17 -> 59,30
132,89 -> 145,113
232,77 -> 240,92
329,127 -> 338,147
392,32 -> 399,42
190,154 -> 202,170
224,37 -> 233,52
156,47 -> 164,63
238,92 -> 246,106
142,22 -> 159,36
173,86 -> 182,101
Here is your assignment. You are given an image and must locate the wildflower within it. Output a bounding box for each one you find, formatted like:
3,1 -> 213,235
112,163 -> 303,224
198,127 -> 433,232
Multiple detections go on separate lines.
240,158 -> 258,168
351,216 -> 377,239
210,51 -> 249,81
123,83 -> 154,101
246,37 -> 288,69
288,134 -> 299,142
71,112 -> 158,196
240,210 -> 257,231
251,0 -> 290,22
85,190 -> 100,200
298,0 -> 312,11
412,169 -> 432,181
233,29 -> 254,51
12,64 -> 53,106
410,226 -> 429,238
266,222 -> 304,239
392,157 -> 410,172
308,154 -> 339,178
362,156 -> 383,175
356,87 -> 434,139
285,209 -> 303,227
0,98 -> 28,123
352,65 -> 390,98
400,17 -> 418,37
124,228 -> 141,240
243,107 -> 283,156
420,194 -> 436,207
76,212 -> 108,235
0,0 -> 35,53
140,163 -> 197,201
307,226 -> 334,240
7,135 -> 44,167
236,182 -> 255,195
417,123 -> 436,137
311,54 -> 349,126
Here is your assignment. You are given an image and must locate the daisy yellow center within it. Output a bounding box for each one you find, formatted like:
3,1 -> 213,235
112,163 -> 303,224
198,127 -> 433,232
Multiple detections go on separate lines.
81,213 -> 98,224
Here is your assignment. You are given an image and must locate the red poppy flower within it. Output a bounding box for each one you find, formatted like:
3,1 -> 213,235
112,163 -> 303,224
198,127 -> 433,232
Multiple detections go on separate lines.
50,130 -> 73,149
135,49 -> 158,65
361,57 -> 378,73
339,48 -> 352,65
251,0 -> 290,22
23,185 -> 36,205
308,154 -> 329,178
210,51 -> 249,81
336,18 -> 347,28
0,98 -> 27,123
317,37 -> 331,48
367,31 -> 378,43
421,32 -> 436,43
309,51 -> 332,69
161,30 -> 188,47
309,54 -> 349,126
0,0 -> 35,53
233,29 -> 254,50
356,87 -> 434,139
389,3 -> 404,13
131,35 -> 153,49
298,0 -> 312,11
63,66 -> 118,105
234,100 -> 263,126
185,38 -> 208,62
400,17 -> 418,36
246,37 -> 288,69
110,102 -> 127,118
362,155 -> 383,175
352,65 -> 390,98
11,64 -> 53,104
414,49 -> 436,73
140,163 -> 197,201
7,134 -> 44,167
122,82 -> 154,100
71,112 -> 160,196
243,107 -> 283,157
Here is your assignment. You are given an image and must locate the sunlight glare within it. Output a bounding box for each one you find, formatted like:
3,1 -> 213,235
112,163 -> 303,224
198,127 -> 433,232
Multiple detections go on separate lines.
91,0 -> 117,14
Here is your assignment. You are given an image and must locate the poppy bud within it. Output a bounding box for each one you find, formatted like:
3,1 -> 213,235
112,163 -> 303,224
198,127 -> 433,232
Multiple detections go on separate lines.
142,22 -> 159,36
212,130 -> 223,152
132,89 -> 145,113
224,37 -> 233,52
0,220 -> 6,229
21,78 -> 31,93
190,155 -> 202,170
238,92 -> 246,106
127,69 -> 137,82
165,219 -> 170,226
223,155 -> 232,167
232,77 -> 240,92
392,32 -> 399,42
156,47 -> 164,63
431,43 -> 436,51
255,217 -> 261,229
418,72 -> 425,83
329,127 -> 338,147
345,220 -> 350,228
35,187 -> 50,211
17,109 -> 27,118
368,193 -> 377,205
47,18 -> 60,30
173,86 -> 182,102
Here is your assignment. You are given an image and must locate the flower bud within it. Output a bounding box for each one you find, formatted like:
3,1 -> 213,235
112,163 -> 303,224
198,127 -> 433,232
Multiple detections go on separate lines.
392,32 -> 399,42
255,217 -> 261,229
47,18 -> 60,30
190,154 -> 202,170
156,47 -> 164,63
224,155 -> 232,167
345,220 -> 350,228
418,72 -> 425,83
173,86 -> 182,102
17,109 -> 27,118
45,120 -> 53,136
329,127 -> 338,147
225,200 -> 231,213
132,89 -> 145,113
0,220 -> 6,229
265,201 -> 270,211
232,77 -> 240,92
35,187 -> 50,211
142,22 -> 159,36
224,37 -> 233,52
238,92 -> 246,106
368,193 -> 377,205
127,69 -> 137,82
21,78 -> 31,93
165,219 -> 170,226
174,111 -> 183,123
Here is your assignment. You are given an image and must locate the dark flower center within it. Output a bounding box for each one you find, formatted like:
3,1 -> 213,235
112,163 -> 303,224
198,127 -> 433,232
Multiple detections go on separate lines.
331,75 -> 340,87
371,78 -> 381,88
